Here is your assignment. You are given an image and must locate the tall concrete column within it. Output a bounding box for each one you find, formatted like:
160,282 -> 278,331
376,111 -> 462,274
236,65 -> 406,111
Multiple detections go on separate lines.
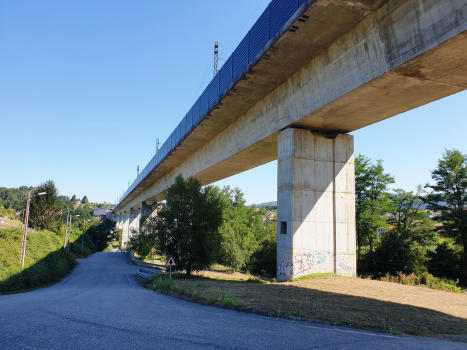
122,210 -> 130,248
117,215 -> 122,229
129,207 -> 140,236
276,128 -> 356,282
141,201 -> 155,219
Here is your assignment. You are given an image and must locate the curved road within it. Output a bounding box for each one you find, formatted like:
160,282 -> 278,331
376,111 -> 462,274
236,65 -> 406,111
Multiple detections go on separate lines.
0,252 -> 463,349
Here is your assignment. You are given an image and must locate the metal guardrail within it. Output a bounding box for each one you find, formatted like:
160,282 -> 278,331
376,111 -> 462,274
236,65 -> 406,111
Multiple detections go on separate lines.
137,269 -> 156,280
124,249 -> 165,269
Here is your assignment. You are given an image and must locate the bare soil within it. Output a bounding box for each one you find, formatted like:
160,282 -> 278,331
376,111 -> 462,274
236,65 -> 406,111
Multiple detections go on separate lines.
172,274 -> 467,336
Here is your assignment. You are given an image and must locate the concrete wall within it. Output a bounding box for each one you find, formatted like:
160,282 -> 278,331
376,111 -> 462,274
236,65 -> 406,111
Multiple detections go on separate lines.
277,129 -> 355,281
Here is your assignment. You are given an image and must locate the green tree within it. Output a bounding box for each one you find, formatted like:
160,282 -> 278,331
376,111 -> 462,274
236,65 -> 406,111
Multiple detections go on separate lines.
29,180 -> 62,231
355,155 -> 394,266
387,187 -> 437,246
216,186 -> 256,270
154,174 -> 223,276
425,149 -> 467,279
71,195 -> 76,202
82,196 -> 89,205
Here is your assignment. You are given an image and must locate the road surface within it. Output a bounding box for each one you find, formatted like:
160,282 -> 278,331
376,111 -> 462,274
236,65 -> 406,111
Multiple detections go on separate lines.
0,252 -> 464,349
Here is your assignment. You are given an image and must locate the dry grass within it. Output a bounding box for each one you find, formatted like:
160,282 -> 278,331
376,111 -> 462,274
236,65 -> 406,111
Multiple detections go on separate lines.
168,274 -> 467,336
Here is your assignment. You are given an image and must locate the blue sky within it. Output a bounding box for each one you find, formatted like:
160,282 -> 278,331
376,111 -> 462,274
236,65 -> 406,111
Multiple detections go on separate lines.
1,0 -> 466,205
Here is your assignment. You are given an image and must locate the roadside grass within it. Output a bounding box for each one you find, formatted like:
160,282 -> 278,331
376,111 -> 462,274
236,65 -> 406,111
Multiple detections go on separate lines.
0,228 -> 77,294
143,272 -> 467,337
0,227 -> 98,294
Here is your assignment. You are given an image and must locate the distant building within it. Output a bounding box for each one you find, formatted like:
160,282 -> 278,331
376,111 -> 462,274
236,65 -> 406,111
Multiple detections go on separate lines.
93,206 -> 115,219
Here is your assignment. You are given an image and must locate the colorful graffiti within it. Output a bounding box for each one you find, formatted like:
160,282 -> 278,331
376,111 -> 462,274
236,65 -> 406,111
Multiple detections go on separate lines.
278,252 -> 355,277
292,251 -> 332,275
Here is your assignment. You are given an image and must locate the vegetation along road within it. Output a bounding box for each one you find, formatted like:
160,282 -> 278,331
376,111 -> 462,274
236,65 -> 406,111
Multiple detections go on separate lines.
0,251 -> 465,349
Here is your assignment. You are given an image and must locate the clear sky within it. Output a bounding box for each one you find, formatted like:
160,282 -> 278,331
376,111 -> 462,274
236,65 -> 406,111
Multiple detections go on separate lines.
1,0 -> 466,205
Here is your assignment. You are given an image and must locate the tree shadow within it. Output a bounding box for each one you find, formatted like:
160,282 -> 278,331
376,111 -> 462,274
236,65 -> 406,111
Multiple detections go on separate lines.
172,277 -> 467,336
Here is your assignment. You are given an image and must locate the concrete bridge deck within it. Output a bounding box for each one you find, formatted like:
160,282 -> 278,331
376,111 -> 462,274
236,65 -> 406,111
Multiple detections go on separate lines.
114,0 -> 467,281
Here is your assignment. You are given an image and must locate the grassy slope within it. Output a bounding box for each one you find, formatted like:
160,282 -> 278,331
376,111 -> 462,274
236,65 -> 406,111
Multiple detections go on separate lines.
0,228 -> 77,294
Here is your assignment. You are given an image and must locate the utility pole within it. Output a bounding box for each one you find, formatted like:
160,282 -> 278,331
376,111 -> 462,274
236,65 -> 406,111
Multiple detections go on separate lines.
64,211 -> 69,249
156,138 -> 160,152
20,193 -> 31,268
137,165 -> 140,177
213,41 -> 219,77
20,191 -> 46,268
67,214 -> 79,253
81,220 -> 89,253
67,213 -> 72,253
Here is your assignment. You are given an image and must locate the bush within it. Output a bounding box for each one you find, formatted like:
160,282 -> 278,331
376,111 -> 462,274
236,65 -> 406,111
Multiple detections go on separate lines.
379,271 -> 464,293
358,231 -> 426,278
427,242 -> 464,284
248,236 -> 277,277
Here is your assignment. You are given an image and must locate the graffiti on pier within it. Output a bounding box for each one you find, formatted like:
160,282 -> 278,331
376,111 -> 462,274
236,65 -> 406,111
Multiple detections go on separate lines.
292,251 -> 332,275
336,256 -> 354,271
278,252 -> 355,277
278,258 -> 292,277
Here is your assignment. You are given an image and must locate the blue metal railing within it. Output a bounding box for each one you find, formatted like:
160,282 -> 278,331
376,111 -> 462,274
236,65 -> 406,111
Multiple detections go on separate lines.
117,0 -> 314,209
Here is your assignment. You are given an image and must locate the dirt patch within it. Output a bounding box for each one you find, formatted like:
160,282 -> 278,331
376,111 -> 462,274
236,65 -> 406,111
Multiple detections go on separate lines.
169,275 -> 467,336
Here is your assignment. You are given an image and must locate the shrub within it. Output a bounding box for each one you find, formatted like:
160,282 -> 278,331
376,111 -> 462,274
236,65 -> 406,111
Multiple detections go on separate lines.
248,236 -> 277,277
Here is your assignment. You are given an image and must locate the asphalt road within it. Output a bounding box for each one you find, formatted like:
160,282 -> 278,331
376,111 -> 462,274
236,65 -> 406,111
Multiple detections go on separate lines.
0,252 -> 464,349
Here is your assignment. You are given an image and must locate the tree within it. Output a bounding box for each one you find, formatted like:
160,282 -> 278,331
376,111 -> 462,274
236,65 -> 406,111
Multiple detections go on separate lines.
387,187 -> 437,246
29,180 -> 62,231
355,155 -> 394,266
82,196 -> 89,205
154,174 -> 223,275
425,149 -> 467,279
71,195 -> 76,202
216,186 -> 256,270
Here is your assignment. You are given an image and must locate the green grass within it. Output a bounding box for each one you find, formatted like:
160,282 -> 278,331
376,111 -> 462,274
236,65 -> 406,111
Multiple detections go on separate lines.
0,227 -> 96,294
147,273 -> 246,308
289,273 -> 339,282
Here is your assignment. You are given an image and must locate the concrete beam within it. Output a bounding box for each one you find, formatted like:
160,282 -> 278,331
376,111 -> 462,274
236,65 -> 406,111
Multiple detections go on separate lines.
276,129 -> 355,281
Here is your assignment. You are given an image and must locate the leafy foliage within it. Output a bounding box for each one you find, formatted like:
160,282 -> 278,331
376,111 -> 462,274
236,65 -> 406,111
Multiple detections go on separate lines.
355,155 -> 394,265
216,186 -> 257,270
153,174 -> 223,275
248,234 -> 277,277
29,180 -> 62,231
425,149 -> 467,283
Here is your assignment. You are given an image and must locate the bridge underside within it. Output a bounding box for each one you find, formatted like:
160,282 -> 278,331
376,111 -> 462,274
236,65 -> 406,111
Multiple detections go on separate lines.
115,0 -> 467,280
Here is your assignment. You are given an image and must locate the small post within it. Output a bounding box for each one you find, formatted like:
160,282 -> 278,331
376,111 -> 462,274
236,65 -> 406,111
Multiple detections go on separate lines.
169,266 -> 172,283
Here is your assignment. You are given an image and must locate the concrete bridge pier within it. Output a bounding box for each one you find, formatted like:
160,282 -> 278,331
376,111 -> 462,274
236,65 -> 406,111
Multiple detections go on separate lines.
121,210 -> 130,248
276,128 -> 356,282
129,206 -> 140,237
115,215 -> 121,229
141,201 -> 156,221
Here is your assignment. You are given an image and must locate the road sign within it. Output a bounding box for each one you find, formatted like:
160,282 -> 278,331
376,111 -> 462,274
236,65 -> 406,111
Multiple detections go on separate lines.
153,252 -> 156,256
165,255 -> 177,267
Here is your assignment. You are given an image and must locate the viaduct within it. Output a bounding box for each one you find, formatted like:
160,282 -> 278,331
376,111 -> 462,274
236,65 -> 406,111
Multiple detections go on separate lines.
113,0 -> 467,281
